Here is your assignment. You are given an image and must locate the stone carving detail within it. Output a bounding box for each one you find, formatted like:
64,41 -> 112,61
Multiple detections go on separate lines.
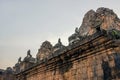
79,7 -> 120,36
27,50 -> 31,57
68,27 -> 81,45
13,57 -> 22,73
51,38 -> 66,58
54,38 -> 62,49
36,41 -> 53,61
18,57 -> 21,63
19,50 -> 35,71
13,50 -> 36,73
14,57 -> 22,73
53,38 -> 65,52
24,50 -> 35,62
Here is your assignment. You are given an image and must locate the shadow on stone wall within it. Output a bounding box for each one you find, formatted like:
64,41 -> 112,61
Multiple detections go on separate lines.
113,53 -> 120,78
102,59 -> 112,80
58,56 -> 73,73
57,55 -> 73,80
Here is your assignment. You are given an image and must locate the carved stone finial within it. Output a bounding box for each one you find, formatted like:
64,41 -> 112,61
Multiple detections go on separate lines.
58,38 -> 62,45
68,27 -> 80,44
75,27 -> 79,34
27,49 -> 32,57
18,57 -> 21,63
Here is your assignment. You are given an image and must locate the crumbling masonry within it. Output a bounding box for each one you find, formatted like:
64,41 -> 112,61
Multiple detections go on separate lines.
1,7 -> 120,80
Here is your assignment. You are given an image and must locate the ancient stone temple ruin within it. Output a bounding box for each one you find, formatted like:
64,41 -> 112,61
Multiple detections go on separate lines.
1,7 -> 120,80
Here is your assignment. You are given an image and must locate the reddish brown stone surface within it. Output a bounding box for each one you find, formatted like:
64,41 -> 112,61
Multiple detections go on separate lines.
79,7 -> 120,36
15,32 -> 120,80
2,7 -> 120,80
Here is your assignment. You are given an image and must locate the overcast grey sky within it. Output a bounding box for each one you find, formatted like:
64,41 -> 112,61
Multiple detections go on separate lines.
0,0 -> 120,69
